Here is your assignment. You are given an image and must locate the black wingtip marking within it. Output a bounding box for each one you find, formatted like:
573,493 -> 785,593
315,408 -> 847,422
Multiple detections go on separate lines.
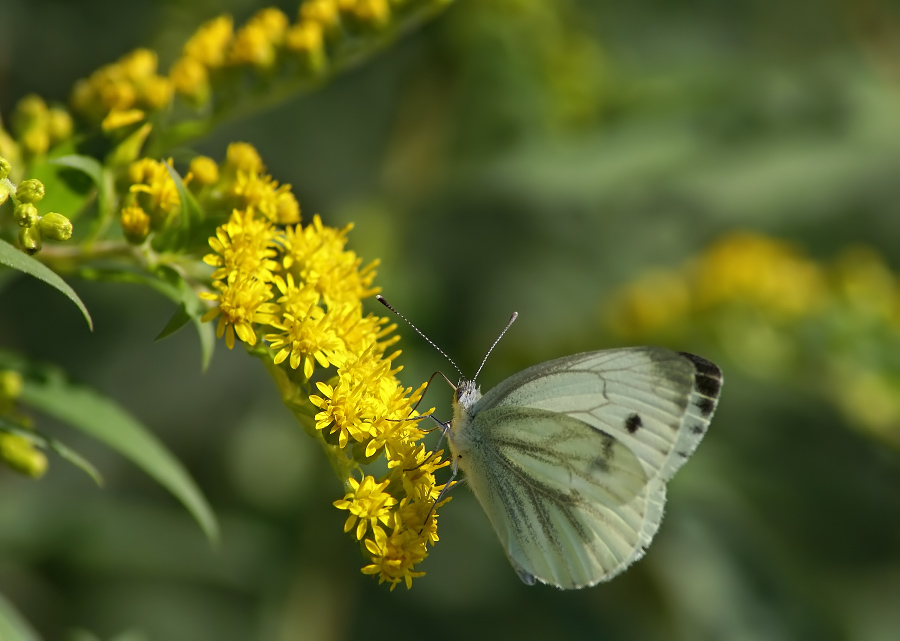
679,352 -> 723,399
625,413 -> 642,434
678,352 -> 721,378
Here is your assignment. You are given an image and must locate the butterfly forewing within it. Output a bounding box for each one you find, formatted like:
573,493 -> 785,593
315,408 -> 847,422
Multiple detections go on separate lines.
457,347 -> 722,588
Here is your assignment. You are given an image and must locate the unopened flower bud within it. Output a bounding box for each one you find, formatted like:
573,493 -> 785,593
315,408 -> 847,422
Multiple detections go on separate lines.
0,370 -> 23,401
0,156 -> 11,180
14,202 -> 39,227
121,205 -> 151,244
0,434 -> 48,478
39,212 -> 73,241
0,183 -> 9,207
16,178 -> 45,203
18,225 -> 42,254
47,107 -> 74,143
188,155 -> 219,187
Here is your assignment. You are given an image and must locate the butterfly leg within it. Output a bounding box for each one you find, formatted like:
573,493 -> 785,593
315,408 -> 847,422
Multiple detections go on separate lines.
417,454 -> 465,534
403,417 -> 452,472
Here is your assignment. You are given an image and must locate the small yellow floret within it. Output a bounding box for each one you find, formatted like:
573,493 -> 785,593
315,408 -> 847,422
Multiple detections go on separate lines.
170,56 -> 210,101
189,155 -> 219,187
102,109 -> 146,131
121,205 -> 151,243
184,15 -> 234,68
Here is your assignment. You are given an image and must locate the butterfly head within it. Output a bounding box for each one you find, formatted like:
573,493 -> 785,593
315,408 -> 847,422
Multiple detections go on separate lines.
453,379 -> 482,416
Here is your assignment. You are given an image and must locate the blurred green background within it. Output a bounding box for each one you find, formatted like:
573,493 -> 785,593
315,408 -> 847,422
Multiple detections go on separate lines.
3,0 -> 900,639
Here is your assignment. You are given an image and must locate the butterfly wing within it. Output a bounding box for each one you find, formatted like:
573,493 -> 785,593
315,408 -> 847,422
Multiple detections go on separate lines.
459,347 -> 722,588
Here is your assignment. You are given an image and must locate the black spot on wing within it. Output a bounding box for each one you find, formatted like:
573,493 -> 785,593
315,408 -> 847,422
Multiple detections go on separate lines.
691,424 -> 705,435
625,413 -> 642,434
696,396 -> 716,417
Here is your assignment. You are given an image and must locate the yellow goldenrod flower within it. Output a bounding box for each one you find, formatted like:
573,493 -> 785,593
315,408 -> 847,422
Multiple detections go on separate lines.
170,56 -> 210,103
0,370 -> 23,402
184,15 -> 234,68
121,205 -> 151,244
200,277 -> 279,349
188,155 -> 219,187
0,433 -> 48,478
142,75 -> 175,110
14,203 -> 39,227
203,208 -> 281,284
266,305 -> 346,379
387,441 -> 446,503
285,21 -> 327,72
16,179 -> 45,203
251,8 -> 290,44
70,49 -> 174,123
693,232 -> 825,318
101,108 -> 146,131
128,158 -> 181,229
280,215 -> 379,307
39,213 -> 73,241
343,0 -> 392,30
301,0 -> 342,34
333,475 -> 398,540
119,49 -> 158,82
224,142 -> 265,176
271,272 -> 320,317
18,225 -> 42,255
229,19 -> 279,68
46,107 -> 73,143
230,171 -> 302,224
362,511 -> 428,590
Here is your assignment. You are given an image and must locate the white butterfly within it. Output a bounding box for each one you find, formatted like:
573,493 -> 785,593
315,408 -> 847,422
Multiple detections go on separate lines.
448,347 -> 722,589
375,296 -> 722,589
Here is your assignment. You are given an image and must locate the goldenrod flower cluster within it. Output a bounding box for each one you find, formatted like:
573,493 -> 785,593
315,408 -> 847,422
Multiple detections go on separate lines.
68,0 -> 448,130
196,143 -> 448,589
4,94 -> 73,158
605,231 -> 900,448
71,49 -> 174,126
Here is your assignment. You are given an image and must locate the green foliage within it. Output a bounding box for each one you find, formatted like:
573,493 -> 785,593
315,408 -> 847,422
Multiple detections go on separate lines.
0,238 -> 93,329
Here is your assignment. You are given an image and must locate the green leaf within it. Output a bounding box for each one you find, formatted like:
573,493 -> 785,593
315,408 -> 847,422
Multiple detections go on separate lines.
153,162 -> 204,251
49,154 -> 103,188
0,238 -> 93,330
0,417 -> 104,485
19,373 -> 219,543
26,143 -> 95,221
0,593 -> 42,641
156,302 -> 194,340
76,265 -> 214,369
50,155 -> 116,234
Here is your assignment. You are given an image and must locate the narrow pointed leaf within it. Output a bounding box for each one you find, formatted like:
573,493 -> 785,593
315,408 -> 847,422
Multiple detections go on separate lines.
0,593 -> 41,641
20,375 -> 219,542
0,238 -> 93,330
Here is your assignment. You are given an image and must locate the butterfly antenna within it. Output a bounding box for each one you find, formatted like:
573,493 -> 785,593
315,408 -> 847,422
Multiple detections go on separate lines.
376,295 -> 463,380
473,311 -> 518,381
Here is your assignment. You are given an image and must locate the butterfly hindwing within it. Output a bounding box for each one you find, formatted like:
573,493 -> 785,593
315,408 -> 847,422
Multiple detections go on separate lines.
460,406 -> 651,588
